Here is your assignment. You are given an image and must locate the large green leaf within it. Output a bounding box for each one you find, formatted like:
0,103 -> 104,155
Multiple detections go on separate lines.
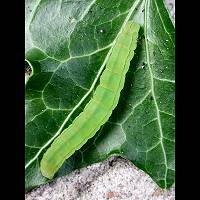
25,0 -> 175,192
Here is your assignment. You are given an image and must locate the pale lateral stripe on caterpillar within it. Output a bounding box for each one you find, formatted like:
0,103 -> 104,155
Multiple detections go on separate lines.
40,22 -> 140,179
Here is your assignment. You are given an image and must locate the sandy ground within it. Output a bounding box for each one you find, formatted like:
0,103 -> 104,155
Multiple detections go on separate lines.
25,1 -> 175,199
25,157 -> 175,200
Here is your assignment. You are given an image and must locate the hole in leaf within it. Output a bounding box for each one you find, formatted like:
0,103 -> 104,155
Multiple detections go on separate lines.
141,62 -> 145,69
25,61 -> 32,76
98,29 -> 105,34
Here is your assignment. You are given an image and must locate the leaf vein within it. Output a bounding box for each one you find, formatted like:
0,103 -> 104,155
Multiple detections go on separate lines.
145,0 -> 168,188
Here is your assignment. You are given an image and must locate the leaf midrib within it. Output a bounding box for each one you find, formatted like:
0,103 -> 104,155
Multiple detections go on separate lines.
144,0 -> 171,188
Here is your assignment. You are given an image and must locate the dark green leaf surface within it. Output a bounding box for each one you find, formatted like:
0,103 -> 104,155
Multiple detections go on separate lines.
25,0 -> 175,191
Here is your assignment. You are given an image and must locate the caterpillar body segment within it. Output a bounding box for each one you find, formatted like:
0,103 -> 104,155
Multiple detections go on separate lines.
40,22 -> 140,179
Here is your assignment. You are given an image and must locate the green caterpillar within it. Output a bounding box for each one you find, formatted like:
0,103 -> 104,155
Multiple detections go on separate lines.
40,22 -> 140,179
